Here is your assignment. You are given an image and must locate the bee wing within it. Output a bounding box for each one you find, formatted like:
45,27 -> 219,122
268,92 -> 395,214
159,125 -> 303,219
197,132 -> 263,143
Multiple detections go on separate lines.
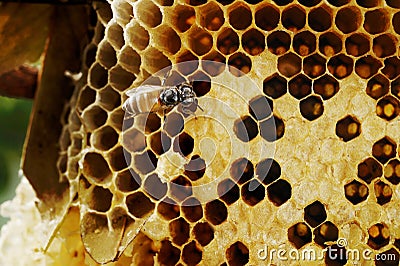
125,85 -> 164,97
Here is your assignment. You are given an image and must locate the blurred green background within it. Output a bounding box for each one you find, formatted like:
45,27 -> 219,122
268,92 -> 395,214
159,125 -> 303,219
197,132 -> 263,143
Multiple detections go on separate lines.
0,96 -> 32,227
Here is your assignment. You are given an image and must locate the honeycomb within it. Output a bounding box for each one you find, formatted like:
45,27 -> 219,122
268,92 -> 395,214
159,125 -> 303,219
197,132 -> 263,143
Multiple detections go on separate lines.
3,0 -> 400,265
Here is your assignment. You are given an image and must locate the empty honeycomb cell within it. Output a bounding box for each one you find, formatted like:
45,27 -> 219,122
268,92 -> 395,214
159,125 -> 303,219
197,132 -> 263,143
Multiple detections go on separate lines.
299,0 -> 322,6
267,31 -> 291,56
376,96 -> 400,121
319,32 -> 342,57
368,223 -> 390,250
281,5 -> 306,31
188,27 -> 213,56
248,95 -> 273,121
169,217 -> 190,246
135,1 -> 162,28
123,128 -> 146,153
188,0 -> 207,5
199,2 -> 224,31
190,71 -> 211,96
366,74 -> 390,100
325,244 -> 347,266
230,158 -> 254,185
184,155 -> 206,181
382,57 -> 400,80
278,52 -> 301,78
216,0 -> 234,4
170,175 -> 193,202
273,0 -> 293,5
182,241 -> 202,266
84,44 -> 97,68
228,4 -> 252,30
263,73 -> 287,99
158,240 -> 181,266
143,47 -> 172,74
335,115 -> 361,142
172,5 -> 195,33
299,95 -> 324,121
345,33 -> 370,57
355,56 -> 382,80
358,157 -> 383,184
364,9 -> 389,34
344,180 -> 369,205
125,22 -> 149,50
259,115 -> 285,142
241,29 -> 265,56
225,241 -> 249,266
308,6 -> 332,32
233,116 -> 258,142
327,54 -> 353,79
228,52 -> 252,76
255,158 -> 281,185
313,74 -> 340,100
217,179 -> 240,205
328,0 -> 351,6
97,40 -> 117,69
163,112 -> 184,137
134,149 -> 158,174
375,34 -> 397,59
143,113 -> 161,134
119,46 -> 141,74
293,31 -> 316,56
255,4 -> 280,31
288,222 -> 312,249
82,152 -> 112,183
152,25 -> 181,55
155,0 -> 173,6
336,7 -> 361,34
108,146 -> 127,171
394,12 -> 400,34
88,186 -> 113,212
115,169 -> 141,193
126,191 -> 155,218
375,248 -> 400,266
143,174 -> 168,200
314,221 -> 339,247
384,159 -> 400,185
106,23 -> 125,50
267,179 -> 291,206
173,132 -> 194,157
241,180 -> 265,206
77,86 -> 96,113
289,74 -> 312,100
202,51 -> 226,77
374,180 -> 392,205
205,199 -> 228,225
357,0 -> 381,7
304,201 -> 327,228
303,54 -> 327,79
98,86 -> 121,112
393,78 -> 400,100
89,63 -> 108,89
109,65 -> 136,92
109,109 -> 124,132
176,51 -> 199,75
181,197 -> 203,222
193,222 -> 214,246
149,131 -> 171,156
157,198 -> 180,220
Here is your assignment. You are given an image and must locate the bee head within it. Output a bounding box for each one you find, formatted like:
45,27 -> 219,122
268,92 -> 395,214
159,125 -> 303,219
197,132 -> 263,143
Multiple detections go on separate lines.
178,84 -> 196,106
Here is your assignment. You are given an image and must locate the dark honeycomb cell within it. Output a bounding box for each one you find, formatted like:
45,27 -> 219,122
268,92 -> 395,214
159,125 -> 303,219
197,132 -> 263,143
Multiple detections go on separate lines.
293,31 -> 316,56
193,222 -> 214,246
149,131 -> 171,156
255,158 -> 281,185
230,157 -> 254,184
376,96 -> 400,121
77,86 -> 96,113
374,180 -> 392,205
163,112 -> 184,137
108,146 -> 128,171
217,28 -> 239,55
172,5 -> 195,33
335,7 -> 361,34
367,223 -> 390,250
173,132 -> 194,157
136,1 -> 162,27
242,29 -> 265,56
384,159 -> 400,185
364,9 -> 389,34
356,0 -> 379,7
255,4 -> 280,31
273,0 -> 293,5
373,34 -> 396,58
205,199 -> 228,225
126,191 -> 155,218
344,180 -> 369,205
278,52 -> 301,78
394,12 -> 400,35
115,169 -> 141,193
226,241 -> 249,266
123,128 -> 146,153
267,31 -> 291,55
314,74 -> 340,100
119,46 -> 141,75
304,201 -> 327,228
153,25 -> 181,55
298,0 -> 321,6
248,95 -> 273,121
144,174 -> 168,200
134,149 -> 158,175
345,33 -> 370,57
327,0 -> 350,6
263,73 -> 287,99
319,32 -> 342,57
184,155 -> 206,181
281,5 -> 306,31
190,71 -> 211,97
304,54 -> 327,79
366,74 -> 390,100
188,0 -> 206,6
170,175 -> 193,202
288,222 -> 312,249
82,106 -> 108,131
89,63 -> 108,89
299,95 -> 324,121
217,179 -> 240,205
109,65 -> 136,92
260,115 -> 285,142
335,115 -> 361,142
216,0 -> 234,5
382,57 -> 400,80
158,240 -> 181,266
199,2 -> 224,31
82,152 -> 112,183
355,56 -> 382,80
327,54 -> 353,79
229,4 -> 252,30
314,221 -> 339,247
241,180 -> 265,206
88,186 -> 113,212
182,241 -> 202,266
375,248 -> 400,266
202,51 -> 226,77
308,6 -> 332,32
93,126 -> 118,151
325,244 -> 348,266
176,50 -> 199,75
188,27 -> 213,56
289,74 -> 312,100
181,197 -> 203,222
169,217 -> 190,246
99,86 -> 120,112
126,22 -> 149,51
393,78 -> 400,100
97,40 -> 117,69
228,52 -> 252,76
157,198 -> 180,220
233,116 -> 258,142
267,179 -> 291,206
358,157 -> 383,184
